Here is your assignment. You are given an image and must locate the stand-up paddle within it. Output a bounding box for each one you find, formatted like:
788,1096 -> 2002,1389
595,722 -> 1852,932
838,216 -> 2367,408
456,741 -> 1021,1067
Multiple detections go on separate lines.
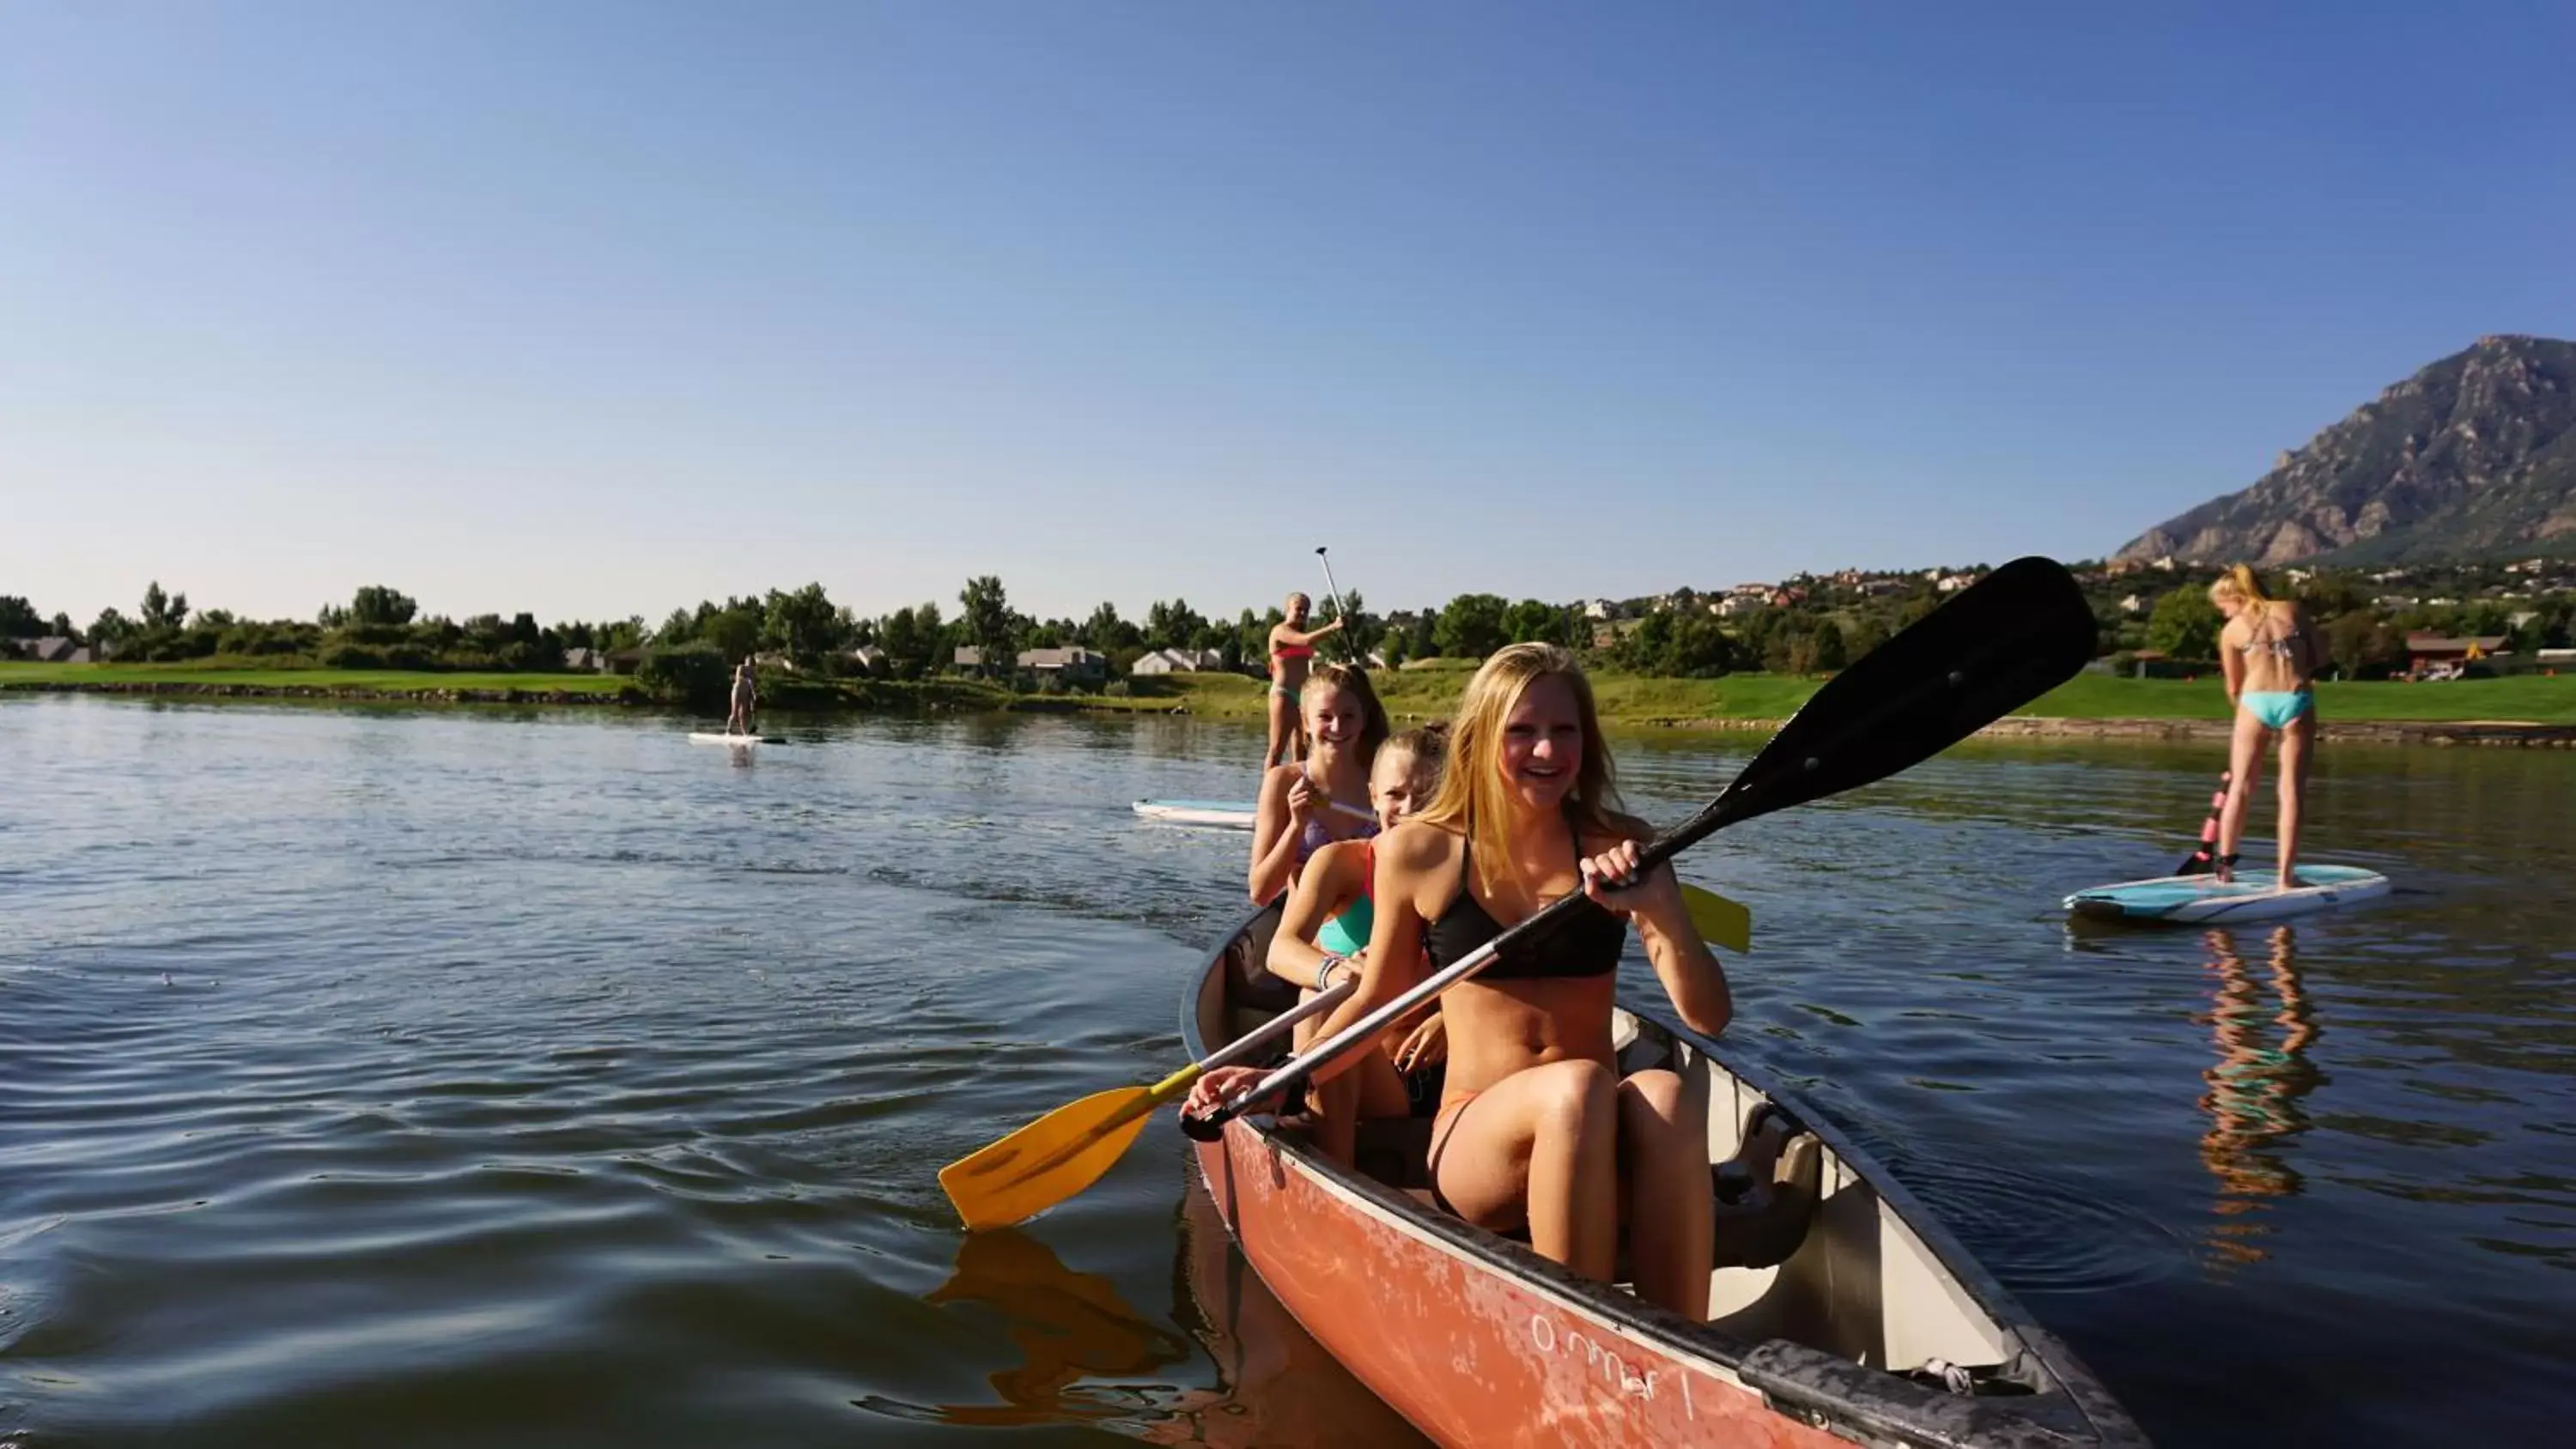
1315,546 -> 1356,663
2176,770 -> 2232,875
941,556 -> 2095,1231
1181,554 -> 2098,1141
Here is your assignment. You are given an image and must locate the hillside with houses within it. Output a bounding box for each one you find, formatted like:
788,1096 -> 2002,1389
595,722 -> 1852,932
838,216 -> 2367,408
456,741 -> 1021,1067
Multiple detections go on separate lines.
10,553 -> 2575,707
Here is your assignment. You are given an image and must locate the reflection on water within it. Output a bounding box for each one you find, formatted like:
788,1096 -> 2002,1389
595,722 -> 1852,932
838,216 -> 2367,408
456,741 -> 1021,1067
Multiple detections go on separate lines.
913,1228 -> 1193,1427
881,1178 -> 1425,1447
5,698 -> 2573,1447
2195,926 -> 2324,1267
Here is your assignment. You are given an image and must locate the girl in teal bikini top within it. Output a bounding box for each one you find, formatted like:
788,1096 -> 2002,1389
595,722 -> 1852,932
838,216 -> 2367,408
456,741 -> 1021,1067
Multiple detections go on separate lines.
1314,839 -> 1376,957
1262,724 -> 1449,1165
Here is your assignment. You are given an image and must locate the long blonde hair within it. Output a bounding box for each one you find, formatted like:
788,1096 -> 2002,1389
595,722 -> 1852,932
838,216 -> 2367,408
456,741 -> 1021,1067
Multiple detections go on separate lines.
1414,645 -> 1634,887
2208,564 -> 2277,620
1301,661 -> 1389,765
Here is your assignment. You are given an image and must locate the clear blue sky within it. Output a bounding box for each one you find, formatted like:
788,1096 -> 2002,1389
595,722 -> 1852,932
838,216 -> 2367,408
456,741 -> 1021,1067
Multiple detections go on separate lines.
6,2 -> 2571,628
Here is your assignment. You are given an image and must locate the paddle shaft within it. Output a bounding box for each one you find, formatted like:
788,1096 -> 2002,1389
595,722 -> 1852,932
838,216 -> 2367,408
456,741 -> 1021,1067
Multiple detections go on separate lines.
1315,547 -> 1353,660
1200,791 -> 1749,1127
1197,976 -> 1353,1077
1010,976 -> 1355,1185
1194,554 -> 2098,1129
2178,770 -> 2233,875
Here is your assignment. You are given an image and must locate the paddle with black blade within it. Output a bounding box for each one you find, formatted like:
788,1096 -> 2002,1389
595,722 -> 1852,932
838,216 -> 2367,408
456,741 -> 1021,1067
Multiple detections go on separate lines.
2175,770 -> 2233,875
1181,555 -> 2099,1139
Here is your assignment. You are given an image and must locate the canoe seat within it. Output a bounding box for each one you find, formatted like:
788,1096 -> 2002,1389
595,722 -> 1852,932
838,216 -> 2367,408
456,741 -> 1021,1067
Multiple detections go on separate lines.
1710,1104 -> 1822,1270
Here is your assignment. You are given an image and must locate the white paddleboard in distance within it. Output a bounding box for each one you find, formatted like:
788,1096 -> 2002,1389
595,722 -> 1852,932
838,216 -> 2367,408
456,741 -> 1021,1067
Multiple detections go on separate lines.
690,732 -> 783,746
1132,798 -> 1258,828
2064,864 -> 2390,924
1130,797 -> 1377,830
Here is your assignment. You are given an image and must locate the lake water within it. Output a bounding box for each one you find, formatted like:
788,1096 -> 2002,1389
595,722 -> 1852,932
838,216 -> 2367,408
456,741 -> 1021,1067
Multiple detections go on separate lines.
3,697 -> 2571,1446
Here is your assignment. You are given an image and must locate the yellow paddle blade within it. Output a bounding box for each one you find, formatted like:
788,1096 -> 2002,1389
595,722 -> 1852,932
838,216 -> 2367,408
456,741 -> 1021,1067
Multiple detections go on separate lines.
1680,882 -> 1752,954
939,1065 -> 1196,1232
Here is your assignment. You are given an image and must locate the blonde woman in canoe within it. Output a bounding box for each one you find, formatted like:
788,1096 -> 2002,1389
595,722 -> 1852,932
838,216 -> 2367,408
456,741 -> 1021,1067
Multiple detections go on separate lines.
1195,644 -> 1730,1319
1247,662 -> 1388,906
1265,720 -> 1449,1166
1263,591 -> 1345,767
2209,564 -> 2318,889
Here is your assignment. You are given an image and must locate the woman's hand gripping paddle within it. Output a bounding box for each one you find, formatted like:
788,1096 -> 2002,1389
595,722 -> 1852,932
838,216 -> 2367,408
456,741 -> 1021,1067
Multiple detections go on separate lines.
1182,555 -> 2099,1137
938,979 -> 1353,1231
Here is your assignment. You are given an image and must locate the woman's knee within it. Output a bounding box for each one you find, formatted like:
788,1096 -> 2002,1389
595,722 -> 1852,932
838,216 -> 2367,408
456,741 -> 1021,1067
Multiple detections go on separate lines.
1619,1070 -> 1705,1148
1529,1058 -> 1619,1134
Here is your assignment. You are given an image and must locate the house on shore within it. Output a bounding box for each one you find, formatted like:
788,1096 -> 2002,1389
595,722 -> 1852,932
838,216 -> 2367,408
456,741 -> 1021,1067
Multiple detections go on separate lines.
1018,646 -> 1107,687
955,645 -> 1108,687
2404,633 -> 2508,678
1132,646 -> 1224,675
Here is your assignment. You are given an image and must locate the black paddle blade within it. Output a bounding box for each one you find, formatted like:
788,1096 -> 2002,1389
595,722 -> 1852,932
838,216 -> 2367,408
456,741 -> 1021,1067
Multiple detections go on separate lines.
1645,556 -> 2096,869
2177,771 -> 2232,874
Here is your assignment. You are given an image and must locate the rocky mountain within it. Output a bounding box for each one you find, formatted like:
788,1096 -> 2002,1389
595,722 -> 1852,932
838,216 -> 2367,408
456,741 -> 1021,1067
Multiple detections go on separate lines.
2116,334 -> 2576,566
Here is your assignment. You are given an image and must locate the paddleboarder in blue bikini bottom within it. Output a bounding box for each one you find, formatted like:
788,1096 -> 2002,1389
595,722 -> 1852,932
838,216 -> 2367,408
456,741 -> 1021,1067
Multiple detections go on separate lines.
2209,565 -> 2317,890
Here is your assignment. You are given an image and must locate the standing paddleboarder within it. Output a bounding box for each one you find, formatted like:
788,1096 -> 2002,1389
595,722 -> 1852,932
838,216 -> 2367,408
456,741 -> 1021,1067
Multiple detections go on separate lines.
2209,566 -> 2317,889
726,656 -> 758,737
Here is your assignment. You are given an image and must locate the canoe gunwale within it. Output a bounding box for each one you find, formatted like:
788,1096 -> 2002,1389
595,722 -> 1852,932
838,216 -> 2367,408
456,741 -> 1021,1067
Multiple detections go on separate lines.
1625,1002 -> 2143,1446
1179,906 -> 2148,1447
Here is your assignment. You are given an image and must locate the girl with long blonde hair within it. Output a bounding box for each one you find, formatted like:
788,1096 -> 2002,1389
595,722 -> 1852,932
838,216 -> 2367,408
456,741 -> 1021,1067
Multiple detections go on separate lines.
1247,662 -> 1388,906
1194,644 -> 1732,1318
2208,564 -> 2318,888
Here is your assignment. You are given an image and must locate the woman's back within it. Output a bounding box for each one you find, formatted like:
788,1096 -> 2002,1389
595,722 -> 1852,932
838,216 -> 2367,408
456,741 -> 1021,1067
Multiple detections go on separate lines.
2225,600 -> 2313,693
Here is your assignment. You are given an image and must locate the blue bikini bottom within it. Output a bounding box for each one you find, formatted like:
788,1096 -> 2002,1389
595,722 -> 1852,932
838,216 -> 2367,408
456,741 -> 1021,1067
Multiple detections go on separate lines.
2240,689 -> 2313,730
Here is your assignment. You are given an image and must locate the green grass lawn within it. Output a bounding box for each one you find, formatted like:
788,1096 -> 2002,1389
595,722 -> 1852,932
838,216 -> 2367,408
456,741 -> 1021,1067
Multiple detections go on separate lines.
2029,672 -> 2576,723
12,659 -> 2573,724
0,661 -> 631,694
1167,664 -> 2576,724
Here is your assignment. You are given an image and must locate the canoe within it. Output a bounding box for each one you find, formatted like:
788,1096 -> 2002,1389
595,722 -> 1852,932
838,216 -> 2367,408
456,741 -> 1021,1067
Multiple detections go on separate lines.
1133,798 -> 1260,829
1182,906 -> 2146,1448
2064,864 -> 2390,925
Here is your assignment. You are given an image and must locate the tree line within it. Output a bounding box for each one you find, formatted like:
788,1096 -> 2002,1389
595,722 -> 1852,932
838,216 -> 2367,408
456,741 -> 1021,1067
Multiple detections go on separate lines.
13,558 -> 2573,690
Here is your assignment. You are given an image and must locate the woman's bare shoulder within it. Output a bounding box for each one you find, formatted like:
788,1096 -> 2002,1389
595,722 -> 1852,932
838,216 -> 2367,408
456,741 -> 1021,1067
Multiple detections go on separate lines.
1382,818 -> 1461,870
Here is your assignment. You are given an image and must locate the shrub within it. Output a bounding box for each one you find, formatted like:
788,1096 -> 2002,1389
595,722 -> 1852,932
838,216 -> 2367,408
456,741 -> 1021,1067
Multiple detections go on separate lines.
633,645 -> 729,706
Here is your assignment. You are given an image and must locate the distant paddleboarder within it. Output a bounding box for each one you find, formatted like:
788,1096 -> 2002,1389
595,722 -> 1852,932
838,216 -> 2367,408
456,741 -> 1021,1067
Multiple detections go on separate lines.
726,657 -> 758,737
1265,591 -> 1346,768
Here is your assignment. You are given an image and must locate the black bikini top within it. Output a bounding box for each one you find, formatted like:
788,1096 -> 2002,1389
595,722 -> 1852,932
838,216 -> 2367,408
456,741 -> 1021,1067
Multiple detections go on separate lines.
1423,814 -> 1628,979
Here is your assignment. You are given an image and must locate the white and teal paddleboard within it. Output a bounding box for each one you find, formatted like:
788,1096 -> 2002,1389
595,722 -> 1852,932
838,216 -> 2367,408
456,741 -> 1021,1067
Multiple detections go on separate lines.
690,732 -> 784,746
1132,798 -> 1259,828
2064,864 -> 2390,924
